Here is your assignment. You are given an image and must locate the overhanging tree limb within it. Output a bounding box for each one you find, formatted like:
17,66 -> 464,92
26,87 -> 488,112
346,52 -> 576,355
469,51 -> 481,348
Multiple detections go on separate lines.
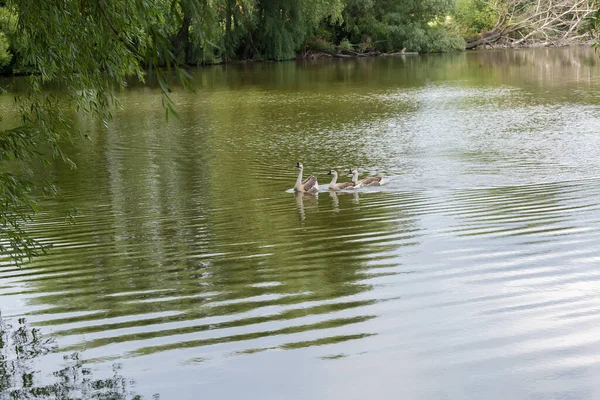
96,0 -> 143,59
466,0 -> 594,48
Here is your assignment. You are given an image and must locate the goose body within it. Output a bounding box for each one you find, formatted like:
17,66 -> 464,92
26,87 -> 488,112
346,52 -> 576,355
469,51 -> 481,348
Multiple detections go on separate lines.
294,162 -> 319,193
349,168 -> 386,187
327,170 -> 359,191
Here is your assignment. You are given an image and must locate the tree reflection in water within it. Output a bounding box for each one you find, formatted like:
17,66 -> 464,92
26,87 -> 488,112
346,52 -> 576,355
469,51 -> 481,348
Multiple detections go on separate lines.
0,315 -> 154,399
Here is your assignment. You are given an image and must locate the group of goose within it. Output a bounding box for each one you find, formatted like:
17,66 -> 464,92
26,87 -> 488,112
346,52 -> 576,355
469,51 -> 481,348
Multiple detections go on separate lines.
294,162 -> 386,193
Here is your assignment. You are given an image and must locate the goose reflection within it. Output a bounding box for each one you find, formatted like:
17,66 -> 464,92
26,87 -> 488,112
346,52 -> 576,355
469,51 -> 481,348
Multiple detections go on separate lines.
294,191 -> 318,222
329,190 -> 360,213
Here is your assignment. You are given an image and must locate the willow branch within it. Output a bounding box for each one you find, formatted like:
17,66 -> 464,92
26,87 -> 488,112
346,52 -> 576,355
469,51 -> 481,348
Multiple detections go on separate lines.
96,0 -> 144,59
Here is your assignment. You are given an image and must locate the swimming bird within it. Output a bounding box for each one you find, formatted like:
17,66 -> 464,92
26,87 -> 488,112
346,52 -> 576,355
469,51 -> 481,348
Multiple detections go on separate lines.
348,168 -> 386,186
294,162 -> 319,193
327,169 -> 359,191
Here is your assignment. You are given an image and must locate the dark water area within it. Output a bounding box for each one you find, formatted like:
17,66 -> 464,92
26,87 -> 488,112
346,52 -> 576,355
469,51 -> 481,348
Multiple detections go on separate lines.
3,46 -> 600,399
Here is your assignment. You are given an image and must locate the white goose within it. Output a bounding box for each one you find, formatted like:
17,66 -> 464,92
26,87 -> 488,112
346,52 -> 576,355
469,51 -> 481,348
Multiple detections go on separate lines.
294,162 -> 319,193
348,168 -> 386,187
327,169 -> 359,191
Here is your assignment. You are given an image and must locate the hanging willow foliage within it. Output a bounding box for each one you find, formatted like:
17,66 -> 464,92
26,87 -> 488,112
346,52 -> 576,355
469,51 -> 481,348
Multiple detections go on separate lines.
0,0 -> 194,265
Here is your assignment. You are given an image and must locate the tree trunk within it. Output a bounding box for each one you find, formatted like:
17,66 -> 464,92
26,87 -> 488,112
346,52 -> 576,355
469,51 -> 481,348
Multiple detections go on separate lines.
465,32 -> 505,49
224,0 -> 233,62
173,15 -> 191,64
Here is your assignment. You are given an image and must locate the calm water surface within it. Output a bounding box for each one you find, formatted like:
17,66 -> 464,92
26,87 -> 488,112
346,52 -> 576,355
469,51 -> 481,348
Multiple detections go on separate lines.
3,46 -> 600,399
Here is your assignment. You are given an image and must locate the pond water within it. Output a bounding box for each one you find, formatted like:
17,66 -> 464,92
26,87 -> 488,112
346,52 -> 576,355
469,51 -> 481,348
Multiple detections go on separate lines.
3,46 -> 600,399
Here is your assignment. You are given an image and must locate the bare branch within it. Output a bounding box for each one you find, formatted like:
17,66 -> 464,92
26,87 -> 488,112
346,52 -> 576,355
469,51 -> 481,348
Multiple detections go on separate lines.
466,0 -> 594,49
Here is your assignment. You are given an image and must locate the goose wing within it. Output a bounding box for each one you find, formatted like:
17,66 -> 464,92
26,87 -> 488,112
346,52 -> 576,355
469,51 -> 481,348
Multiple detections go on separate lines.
359,176 -> 385,186
338,181 -> 358,190
303,175 -> 318,192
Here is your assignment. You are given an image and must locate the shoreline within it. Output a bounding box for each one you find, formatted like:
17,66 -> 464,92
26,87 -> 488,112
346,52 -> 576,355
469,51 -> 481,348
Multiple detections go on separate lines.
465,37 -> 593,51
0,40 -> 593,78
202,39 -> 595,66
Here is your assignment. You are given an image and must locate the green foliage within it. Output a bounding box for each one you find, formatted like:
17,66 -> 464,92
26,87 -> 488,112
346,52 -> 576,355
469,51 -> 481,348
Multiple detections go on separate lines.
305,35 -> 336,53
254,0 -> 344,60
339,38 -> 354,51
397,22 -> 466,52
0,32 -> 11,67
0,173 -> 45,266
334,0 -> 465,53
450,0 -> 498,37
166,0 -> 345,64
0,0 -> 472,73
0,7 -> 16,71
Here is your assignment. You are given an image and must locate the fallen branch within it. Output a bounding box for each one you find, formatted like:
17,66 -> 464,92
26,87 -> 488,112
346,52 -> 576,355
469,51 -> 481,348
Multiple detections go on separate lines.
465,0 -> 593,49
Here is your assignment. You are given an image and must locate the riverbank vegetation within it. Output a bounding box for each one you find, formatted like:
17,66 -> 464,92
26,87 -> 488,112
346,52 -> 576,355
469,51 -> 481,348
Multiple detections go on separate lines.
455,0 -> 596,49
0,0 -> 595,75
0,0 -> 599,265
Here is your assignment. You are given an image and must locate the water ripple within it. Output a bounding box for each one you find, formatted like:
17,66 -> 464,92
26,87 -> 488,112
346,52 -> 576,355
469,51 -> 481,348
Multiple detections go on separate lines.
4,48 -> 600,399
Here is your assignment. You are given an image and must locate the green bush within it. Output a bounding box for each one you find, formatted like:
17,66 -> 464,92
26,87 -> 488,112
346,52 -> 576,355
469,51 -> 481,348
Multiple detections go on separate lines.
338,38 -> 354,51
331,0 -> 464,53
0,32 -> 12,67
451,0 -> 498,37
305,36 -> 336,53
0,7 -> 15,70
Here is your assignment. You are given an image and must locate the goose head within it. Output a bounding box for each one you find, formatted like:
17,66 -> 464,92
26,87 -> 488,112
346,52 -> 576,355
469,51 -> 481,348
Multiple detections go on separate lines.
295,162 -> 303,170
348,168 -> 358,176
327,169 -> 338,177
